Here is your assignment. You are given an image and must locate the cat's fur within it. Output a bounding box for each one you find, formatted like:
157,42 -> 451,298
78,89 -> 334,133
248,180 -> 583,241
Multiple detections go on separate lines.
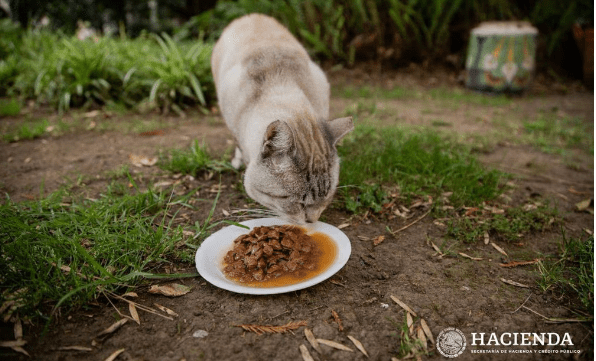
211,14 -> 353,224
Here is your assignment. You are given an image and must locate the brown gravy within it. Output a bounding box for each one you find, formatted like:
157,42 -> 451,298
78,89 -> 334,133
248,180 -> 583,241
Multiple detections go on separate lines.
221,229 -> 337,288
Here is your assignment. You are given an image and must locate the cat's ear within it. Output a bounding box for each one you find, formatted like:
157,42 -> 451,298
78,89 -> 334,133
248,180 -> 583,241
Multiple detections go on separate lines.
261,120 -> 294,159
327,116 -> 354,146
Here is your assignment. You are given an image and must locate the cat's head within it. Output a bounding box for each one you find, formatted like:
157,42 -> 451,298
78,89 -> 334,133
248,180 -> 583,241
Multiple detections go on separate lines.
244,116 -> 353,224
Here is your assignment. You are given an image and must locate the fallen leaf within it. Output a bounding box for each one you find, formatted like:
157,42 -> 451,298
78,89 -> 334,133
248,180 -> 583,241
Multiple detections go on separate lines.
416,327 -> 428,351
104,348 -> 125,361
490,242 -> 508,257
331,310 -> 344,331
304,328 -> 322,354
458,252 -> 483,261
316,339 -> 354,352
420,319 -> 434,344
499,259 -> 541,268
97,318 -> 128,337
154,303 -> 179,317
357,235 -> 371,241
0,340 -> 27,347
222,209 -> 230,216
406,312 -> 414,335
122,292 -> 138,298
500,278 -> 530,288
430,242 -> 444,256
483,231 -> 490,245
372,235 -> 385,246
14,317 -> 22,340
337,223 -> 350,229
148,283 -> 191,297
235,321 -> 307,335
84,110 -> 100,118
299,344 -> 315,361
129,154 -> 158,167
58,346 -> 93,351
390,295 -> 418,317
576,198 -> 594,213
348,335 -> 369,357
128,303 -> 140,325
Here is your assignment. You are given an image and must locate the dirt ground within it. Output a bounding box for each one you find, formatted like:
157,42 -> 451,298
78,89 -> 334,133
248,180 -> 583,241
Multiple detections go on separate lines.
0,68 -> 593,360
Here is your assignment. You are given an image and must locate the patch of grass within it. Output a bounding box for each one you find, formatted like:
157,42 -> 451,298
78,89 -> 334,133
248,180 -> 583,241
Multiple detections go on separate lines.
2,118 -> 49,142
0,181 -> 196,322
335,85 -> 413,100
428,87 -> 511,107
522,113 -> 593,154
0,98 -> 21,116
338,125 -> 504,213
446,203 -> 558,243
537,234 -> 594,313
159,139 -> 234,176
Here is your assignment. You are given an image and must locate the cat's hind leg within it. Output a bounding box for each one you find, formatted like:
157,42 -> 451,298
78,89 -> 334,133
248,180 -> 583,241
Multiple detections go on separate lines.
231,147 -> 244,169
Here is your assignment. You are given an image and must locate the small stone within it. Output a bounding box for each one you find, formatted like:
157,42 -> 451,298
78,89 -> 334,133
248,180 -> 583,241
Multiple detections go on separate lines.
193,329 -> 208,338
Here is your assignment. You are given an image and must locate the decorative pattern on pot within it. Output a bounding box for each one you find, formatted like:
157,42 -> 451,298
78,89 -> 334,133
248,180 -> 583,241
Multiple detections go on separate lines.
466,22 -> 538,93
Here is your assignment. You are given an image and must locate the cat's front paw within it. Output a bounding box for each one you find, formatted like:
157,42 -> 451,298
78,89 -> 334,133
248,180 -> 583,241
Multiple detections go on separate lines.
231,147 -> 244,169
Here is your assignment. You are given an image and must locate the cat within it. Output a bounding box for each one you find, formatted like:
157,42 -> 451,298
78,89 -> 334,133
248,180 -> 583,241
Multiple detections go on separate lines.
211,13 -> 353,224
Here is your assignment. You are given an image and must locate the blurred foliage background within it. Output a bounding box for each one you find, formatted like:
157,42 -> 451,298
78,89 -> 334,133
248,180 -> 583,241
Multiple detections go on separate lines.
0,0 -> 593,112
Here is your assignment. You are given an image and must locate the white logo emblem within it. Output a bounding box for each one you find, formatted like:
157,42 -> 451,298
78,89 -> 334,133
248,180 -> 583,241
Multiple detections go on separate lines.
436,327 -> 466,358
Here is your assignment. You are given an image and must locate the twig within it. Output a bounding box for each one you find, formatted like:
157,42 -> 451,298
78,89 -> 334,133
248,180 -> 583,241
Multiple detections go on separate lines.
521,306 -> 591,323
104,291 -> 173,321
388,210 -> 431,237
511,294 -> 532,314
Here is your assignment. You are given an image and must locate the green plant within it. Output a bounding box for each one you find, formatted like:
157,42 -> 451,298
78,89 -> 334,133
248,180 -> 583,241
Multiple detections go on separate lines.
537,234 -> 593,312
159,139 -> 234,176
446,203 -> 557,243
0,98 -> 21,116
3,118 -> 49,142
0,183 -> 196,322
338,125 -> 504,213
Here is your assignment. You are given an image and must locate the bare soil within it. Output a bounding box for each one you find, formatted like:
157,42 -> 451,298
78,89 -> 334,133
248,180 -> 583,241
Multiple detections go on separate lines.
1,68 -> 593,360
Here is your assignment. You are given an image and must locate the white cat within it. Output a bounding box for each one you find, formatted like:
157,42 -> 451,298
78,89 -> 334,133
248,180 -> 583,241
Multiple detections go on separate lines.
211,14 -> 353,224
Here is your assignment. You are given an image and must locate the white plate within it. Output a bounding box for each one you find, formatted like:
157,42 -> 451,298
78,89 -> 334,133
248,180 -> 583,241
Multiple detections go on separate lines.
195,218 -> 351,295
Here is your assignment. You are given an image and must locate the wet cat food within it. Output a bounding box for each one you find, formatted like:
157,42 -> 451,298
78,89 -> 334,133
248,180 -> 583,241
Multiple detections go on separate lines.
222,225 -> 322,283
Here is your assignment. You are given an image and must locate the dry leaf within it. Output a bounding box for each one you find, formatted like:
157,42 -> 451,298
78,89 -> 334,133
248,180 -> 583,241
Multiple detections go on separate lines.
372,235 -> 385,246
9,346 -> 29,357
84,110 -> 100,118
331,310 -> 344,331
416,327 -> 428,351
97,319 -> 128,337
430,242 -> 444,256
316,339 -> 354,352
0,340 -> 27,348
148,283 -> 191,297
337,223 -> 350,229
58,346 -> 93,351
490,242 -> 508,257
304,328 -> 322,354
348,335 -> 369,357
575,198 -> 593,213
406,312 -> 414,335
458,252 -> 483,261
222,209 -> 230,216
500,278 -> 530,288
14,317 -> 22,340
129,303 -> 140,325
122,292 -> 138,298
483,231 -> 490,245
357,235 -> 371,241
129,154 -> 157,167
499,259 -> 541,268
154,303 -> 179,317
390,295 -> 417,317
104,348 -> 125,361
235,321 -> 307,335
299,344 -> 315,361
420,319 -> 434,344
